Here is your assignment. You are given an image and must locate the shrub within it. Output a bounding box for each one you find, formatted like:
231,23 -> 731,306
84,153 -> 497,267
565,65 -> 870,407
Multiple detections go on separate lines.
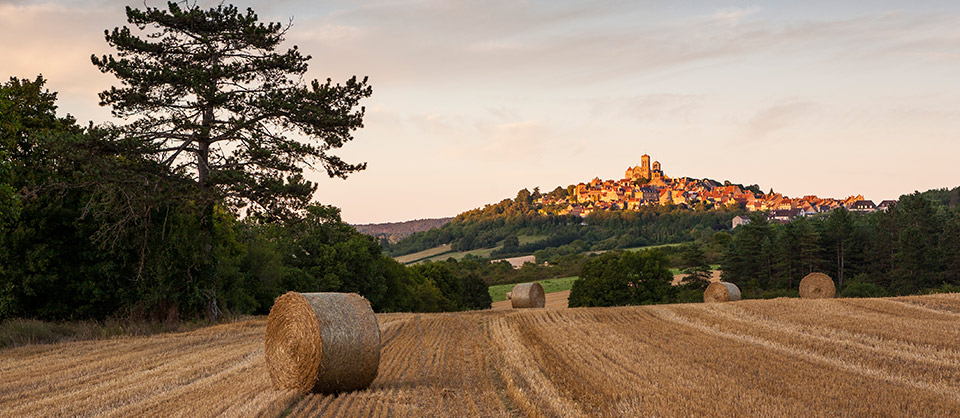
840,282 -> 888,298
568,250 -> 673,307
920,283 -> 960,295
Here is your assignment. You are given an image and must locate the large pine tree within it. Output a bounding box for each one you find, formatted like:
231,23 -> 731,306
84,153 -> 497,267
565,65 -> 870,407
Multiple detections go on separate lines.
92,2 -> 372,318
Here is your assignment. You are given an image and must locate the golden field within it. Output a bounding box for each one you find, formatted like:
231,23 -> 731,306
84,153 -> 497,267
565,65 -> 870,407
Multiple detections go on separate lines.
4,294 -> 960,417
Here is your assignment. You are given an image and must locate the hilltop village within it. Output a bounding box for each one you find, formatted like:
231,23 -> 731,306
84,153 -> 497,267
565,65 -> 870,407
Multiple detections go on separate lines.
537,154 -> 890,221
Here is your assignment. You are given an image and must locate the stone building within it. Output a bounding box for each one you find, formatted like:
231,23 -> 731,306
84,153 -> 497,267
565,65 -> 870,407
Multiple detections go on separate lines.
625,154 -> 665,182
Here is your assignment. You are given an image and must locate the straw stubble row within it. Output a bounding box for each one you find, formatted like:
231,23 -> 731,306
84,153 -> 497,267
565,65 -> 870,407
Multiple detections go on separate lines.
5,293 -> 960,416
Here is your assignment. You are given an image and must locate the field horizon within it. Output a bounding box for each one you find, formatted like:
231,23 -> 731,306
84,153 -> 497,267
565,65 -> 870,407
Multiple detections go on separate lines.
4,293 -> 960,416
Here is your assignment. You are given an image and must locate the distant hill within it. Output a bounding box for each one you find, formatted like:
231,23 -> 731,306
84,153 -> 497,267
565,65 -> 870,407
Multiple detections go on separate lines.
379,154 -> 957,262
354,217 -> 453,244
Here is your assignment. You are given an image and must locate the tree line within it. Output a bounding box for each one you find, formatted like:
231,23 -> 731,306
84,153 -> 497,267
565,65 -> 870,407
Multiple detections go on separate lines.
0,3 -> 491,322
559,188 -> 960,310
721,191 -> 960,298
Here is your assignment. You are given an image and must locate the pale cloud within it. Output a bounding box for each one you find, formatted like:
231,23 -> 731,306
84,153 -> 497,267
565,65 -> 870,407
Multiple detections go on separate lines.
479,120 -> 546,161
406,111 -> 549,162
590,94 -> 703,121
464,39 -> 530,54
292,24 -> 363,42
711,6 -> 760,24
742,101 -> 814,142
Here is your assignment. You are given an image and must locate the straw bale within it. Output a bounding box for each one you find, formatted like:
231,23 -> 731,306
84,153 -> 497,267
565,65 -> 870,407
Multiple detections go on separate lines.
799,273 -> 836,299
704,282 -> 741,303
265,292 -> 380,393
510,283 -> 545,308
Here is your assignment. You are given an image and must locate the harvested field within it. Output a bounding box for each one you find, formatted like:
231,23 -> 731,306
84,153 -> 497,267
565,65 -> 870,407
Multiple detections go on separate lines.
5,294 -> 960,416
492,290 -> 569,310
489,277 -> 578,303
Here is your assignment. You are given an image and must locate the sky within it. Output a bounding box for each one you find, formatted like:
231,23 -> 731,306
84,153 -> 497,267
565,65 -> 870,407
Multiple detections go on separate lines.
2,0 -> 959,223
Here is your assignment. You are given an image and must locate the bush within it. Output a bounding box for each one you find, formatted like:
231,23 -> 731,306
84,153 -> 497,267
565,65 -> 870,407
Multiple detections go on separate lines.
568,250 -> 673,308
840,282 -> 888,298
920,283 -> 960,295
674,285 -> 705,303
459,273 -> 492,310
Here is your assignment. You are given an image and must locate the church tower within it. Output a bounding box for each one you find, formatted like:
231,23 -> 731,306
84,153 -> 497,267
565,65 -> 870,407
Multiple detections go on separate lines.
641,154 -> 651,179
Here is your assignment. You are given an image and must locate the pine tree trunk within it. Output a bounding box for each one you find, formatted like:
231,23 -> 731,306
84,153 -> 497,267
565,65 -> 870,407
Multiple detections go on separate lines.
197,105 -> 220,321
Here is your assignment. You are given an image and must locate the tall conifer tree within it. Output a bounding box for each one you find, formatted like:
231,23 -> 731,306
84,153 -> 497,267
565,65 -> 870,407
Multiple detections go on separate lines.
92,2 -> 371,318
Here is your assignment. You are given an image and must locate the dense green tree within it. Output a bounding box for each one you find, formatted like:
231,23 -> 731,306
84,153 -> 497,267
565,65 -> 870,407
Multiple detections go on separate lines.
277,205 -> 389,308
230,222 -> 285,313
722,213 -> 773,289
916,187 -> 960,207
0,75 -> 220,320
459,272 -> 493,310
888,194 -> 944,292
91,3 -> 372,318
502,234 -> 519,252
678,243 -> 711,288
840,274 -> 888,298
129,202 -> 246,319
568,250 -> 673,307
0,157 -> 15,226
774,217 -> 820,288
409,263 -> 459,311
515,188 -> 533,207
863,206 -> 898,289
824,208 -> 854,288
0,76 -> 122,320
0,79 -> 20,224
377,258 -> 416,312
710,231 -> 733,247
546,186 -> 567,200
943,209 -> 960,286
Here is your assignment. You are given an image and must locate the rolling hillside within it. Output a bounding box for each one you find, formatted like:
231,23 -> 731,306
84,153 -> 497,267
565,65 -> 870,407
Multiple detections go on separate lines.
4,294 -> 960,416
354,218 -> 453,244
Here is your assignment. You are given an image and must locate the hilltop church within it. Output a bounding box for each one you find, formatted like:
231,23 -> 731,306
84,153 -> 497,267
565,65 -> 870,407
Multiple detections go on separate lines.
625,154 -> 668,186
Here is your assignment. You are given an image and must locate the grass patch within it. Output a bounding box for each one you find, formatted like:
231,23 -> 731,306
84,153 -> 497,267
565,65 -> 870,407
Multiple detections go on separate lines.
622,242 -> 685,252
398,234 -> 545,265
416,246 -> 502,264
488,276 -> 579,302
517,234 -> 547,245
0,317 -> 227,349
394,244 -> 452,264
397,240 -> 694,265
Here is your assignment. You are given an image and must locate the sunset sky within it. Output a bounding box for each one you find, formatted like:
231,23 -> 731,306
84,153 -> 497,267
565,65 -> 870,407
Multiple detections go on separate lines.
2,0 -> 959,223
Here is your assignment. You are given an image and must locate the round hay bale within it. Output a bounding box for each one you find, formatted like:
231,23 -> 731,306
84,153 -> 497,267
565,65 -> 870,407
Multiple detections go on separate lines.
265,292 -> 380,393
799,272 -> 836,299
506,291 -> 512,300
510,282 -> 545,308
704,282 -> 741,303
